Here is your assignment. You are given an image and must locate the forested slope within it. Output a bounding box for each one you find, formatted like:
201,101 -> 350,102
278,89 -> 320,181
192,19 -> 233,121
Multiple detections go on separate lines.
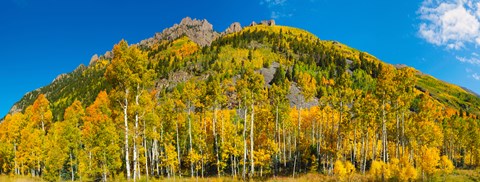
0,18 -> 477,181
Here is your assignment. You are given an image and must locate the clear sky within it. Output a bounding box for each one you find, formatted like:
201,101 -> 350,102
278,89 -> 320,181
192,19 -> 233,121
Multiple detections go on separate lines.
1,0 -> 479,117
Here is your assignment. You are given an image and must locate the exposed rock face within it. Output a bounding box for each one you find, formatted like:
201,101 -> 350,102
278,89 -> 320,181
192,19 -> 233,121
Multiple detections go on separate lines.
288,83 -> 319,109
8,104 -> 21,115
89,54 -> 99,66
224,22 -> 242,34
259,62 -> 280,86
250,20 -> 275,27
52,74 -> 67,83
140,17 -> 219,47
102,51 -> 113,60
268,19 -> 275,26
394,64 -> 408,69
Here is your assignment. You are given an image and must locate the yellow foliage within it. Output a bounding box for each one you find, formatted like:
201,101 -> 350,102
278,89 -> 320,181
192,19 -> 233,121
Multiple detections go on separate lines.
333,160 -> 355,181
334,160 -> 347,181
418,145 -> 440,177
172,37 -> 199,59
389,158 -> 399,176
344,160 -> 355,177
370,160 -> 392,180
310,155 -> 318,172
297,72 -> 317,101
395,156 -> 418,182
439,155 -> 454,175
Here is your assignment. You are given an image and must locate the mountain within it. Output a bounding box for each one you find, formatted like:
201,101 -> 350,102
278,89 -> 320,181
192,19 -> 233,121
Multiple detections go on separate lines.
7,17 -> 480,120
2,17 -> 480,181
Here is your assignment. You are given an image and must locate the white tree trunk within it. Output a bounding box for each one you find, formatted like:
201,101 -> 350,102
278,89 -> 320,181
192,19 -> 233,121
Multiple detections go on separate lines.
213,105 -> 220,177
242,103 -> 247,179
143,121 -> 149,180
250,100 -> 255,177
188,103 -> 194,177
133,90 -> 140,181
124,88 -> 131,180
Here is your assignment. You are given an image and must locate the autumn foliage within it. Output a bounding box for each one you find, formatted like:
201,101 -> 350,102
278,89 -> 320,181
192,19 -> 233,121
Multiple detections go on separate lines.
0,25 -> 478,182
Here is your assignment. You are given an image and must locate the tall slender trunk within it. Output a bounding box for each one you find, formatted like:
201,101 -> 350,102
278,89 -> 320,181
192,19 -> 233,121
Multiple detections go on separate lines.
364,131 -> 369,174
160,122 -> 165,177
395,103 -> 399,159
89,151 -> 92,179
312,115 -> 315,147
242,101 -> 248,180
250,98 -> 255,177
124,88 -> 131,180
202,112 -> 206,178
401,111 -> 405,156
275,105 -> 279,176
213,105 -> 220,177
337,101 -> 343,152
133,131 -> 138,181
318,111 -> 324,171
293,105 -> 301,177
103,151 -> 108,182
152,130 -> 159,177
14,142 -> 18,175
188,102 -> 194,178
175,115 -> 181,177
233,109 -> 239,177
221,109 -> 225,175
382,99 -> 387,162
283,116 -> 287,167
133,90 -> 140,181
70,151 -> 74,181
360,133 -> 365,174
143,121 -> 149,180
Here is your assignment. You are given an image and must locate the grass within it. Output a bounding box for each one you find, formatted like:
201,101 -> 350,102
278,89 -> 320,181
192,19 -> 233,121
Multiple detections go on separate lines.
2,170 -> 479,182
0,175 -> 42,182
441,169 -> 480,182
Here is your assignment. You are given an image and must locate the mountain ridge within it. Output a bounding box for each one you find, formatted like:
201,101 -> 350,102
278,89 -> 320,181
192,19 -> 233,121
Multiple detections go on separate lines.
5,17 -> 480,119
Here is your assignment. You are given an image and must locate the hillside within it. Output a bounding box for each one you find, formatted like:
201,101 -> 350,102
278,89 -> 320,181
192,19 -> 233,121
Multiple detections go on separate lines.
1,17 -> 479,181
8,18 -> 480,120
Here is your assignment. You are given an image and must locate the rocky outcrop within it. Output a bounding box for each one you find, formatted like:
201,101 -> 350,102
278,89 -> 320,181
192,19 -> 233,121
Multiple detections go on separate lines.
52,74 -> 67,83
102,51 -> 113,60
89,54 -> 99,66
224,22 -> 242,34
394,64 -> 408,69
259,62 -> 280,86
288,83 -> 319,109
261,20 -> 275,26
140,17 -> 219,48
269,20 -> 275,26
7,104 -> 21,115
249,20 -> 275,27
89,51 -> 113,68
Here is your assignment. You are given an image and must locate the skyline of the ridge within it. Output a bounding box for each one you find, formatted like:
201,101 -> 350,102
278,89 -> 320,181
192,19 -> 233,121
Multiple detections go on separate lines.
1,0 -> 480,117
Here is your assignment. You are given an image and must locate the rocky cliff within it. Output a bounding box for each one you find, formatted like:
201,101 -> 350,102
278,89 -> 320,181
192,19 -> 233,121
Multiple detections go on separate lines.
140,17 -> 219,48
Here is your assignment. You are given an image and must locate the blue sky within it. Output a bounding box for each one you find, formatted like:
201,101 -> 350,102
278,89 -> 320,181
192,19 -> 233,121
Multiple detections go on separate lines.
1,0 -> 479,117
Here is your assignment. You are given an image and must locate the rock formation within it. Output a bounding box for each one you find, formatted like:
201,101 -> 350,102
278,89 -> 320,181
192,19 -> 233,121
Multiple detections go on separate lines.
140,17 -> 219,47
89,54 -> 99,66
224,22 -> 242,34
250,19 -> 275,27
267,19 -> 275,26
